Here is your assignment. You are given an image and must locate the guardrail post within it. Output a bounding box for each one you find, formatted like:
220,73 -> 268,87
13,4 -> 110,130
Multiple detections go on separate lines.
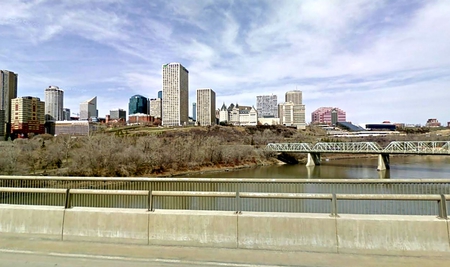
148,190 -> 154,212
438,194 -> 447,219
330,193 -> 338,217
64,189 -> 72,209
235,191 -> 241,214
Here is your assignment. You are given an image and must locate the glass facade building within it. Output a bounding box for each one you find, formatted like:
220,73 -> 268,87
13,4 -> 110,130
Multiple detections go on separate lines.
129,95 -> 149,115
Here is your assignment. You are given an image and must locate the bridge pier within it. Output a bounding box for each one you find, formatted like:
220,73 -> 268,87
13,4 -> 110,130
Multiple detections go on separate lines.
306,153 -> 321,167
377,154 -> 390,171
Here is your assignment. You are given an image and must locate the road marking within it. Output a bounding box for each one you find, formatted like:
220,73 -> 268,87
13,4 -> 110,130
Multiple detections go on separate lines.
0,249 -> 289,267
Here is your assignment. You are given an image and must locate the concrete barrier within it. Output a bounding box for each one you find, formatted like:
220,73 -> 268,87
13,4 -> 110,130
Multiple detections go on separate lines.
336,214 -> 450,255
237,212 -> 337,252
0,204 -> 64,240
148,210 -> 238,248
62,208 -> 149,244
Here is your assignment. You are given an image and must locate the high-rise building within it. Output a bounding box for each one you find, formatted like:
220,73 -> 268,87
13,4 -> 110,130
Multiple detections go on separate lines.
63,108 -> 71,121
311,107 -> 346,125
110,109 -> 126,120
256,95 -> 278,118
196,89 -> 216,126
10,96 -> 45,137
80,96 -> 98,121
0,70 -> 18,138
128,95 -> 149,115
44,85 -> 64,121
278,102 -> 306,129
285,90 -> 302,105
192,102 -> 196,121
157,90 -> 163,99
162,63 -> 189,126
150,98 -> 162,118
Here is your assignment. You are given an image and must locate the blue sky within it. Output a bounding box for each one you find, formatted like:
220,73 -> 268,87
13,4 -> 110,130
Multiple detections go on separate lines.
1,0 -> 449,125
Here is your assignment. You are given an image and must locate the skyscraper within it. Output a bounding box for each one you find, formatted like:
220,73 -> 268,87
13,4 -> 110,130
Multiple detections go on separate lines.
11,96 -> 45,137
279,90 -> 306,129
256,95 -> 278,118
162,63 -> 189,126
45,85 -> 64,121
196,89 -> 216,126
150,98 -> 162,118
158,90 -> 163,99
80,96 -> 97,121
285,90 -> 302,105
128,95 -> 149,115
0,70 -> 18,138
192,102 -> 196,121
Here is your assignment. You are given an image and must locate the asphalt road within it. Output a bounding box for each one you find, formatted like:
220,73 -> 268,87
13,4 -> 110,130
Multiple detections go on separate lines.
1,235 -> 450,267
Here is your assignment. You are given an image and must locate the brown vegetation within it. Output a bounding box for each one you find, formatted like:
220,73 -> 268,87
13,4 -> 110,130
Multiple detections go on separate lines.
0,125 -> 317,177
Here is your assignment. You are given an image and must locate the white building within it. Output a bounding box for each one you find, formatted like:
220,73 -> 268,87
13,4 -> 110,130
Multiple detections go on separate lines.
45,85 -> 64,121
80,96 -> 97,121
150,98 -> 162,119
196,88 -> 216,126
256,94 -> 278,118
278,102 -> 306,129
219,103 -> 228,123
162,63 -> 189,126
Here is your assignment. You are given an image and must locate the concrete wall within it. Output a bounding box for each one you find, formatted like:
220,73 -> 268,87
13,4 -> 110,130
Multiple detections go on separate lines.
237,212 -> 337,252
149,210 -> 237,248
0,205 -> 64,240
336,214 -> 450,256
1,205 -> 449,255
63,208 -> 149,244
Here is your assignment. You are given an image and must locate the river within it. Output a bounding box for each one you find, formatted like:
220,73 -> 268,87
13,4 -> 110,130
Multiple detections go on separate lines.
190,155 -> 450,179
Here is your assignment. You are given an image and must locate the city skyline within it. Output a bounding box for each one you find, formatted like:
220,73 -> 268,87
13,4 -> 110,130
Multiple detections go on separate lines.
1,1 -> 449,125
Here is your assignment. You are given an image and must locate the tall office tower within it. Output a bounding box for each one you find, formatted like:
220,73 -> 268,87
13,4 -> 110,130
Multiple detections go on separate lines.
162,63 -> 189,126
10,96 -> 45,137
285,90 -> 303,105
311,107 -> 346,124
196,89 -> 216,126
129,95 -> 149,115
150,98 -> 162,118
256,95 -> 278,118
157,90 -> 163,99
110,109 -> 126,120
44,85 -> 64,121
63,108 -> 71,121
278,102 -> 306,129
0,70 -> 18,138
79,96 -> 97,121
192,102 -> 196,121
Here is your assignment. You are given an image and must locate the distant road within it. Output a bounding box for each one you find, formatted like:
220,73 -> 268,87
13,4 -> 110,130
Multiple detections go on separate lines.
1,235 -> 450,267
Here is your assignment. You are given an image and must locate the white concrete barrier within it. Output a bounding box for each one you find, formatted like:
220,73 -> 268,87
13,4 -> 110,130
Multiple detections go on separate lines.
237,212 -> 338,252
148,210 -> 238,248
62,208 -> 149,244
0,205 -> 64,240
336,214 -> 450,255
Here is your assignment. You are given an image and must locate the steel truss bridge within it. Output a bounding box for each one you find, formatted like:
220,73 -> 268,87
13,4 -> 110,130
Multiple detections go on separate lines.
266,141 -> 450,170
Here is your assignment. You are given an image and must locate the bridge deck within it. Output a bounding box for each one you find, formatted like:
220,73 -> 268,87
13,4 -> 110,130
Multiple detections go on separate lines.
266,141 -> 450,155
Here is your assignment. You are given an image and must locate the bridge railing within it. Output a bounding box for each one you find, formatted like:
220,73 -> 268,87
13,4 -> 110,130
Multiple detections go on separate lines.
1,187 -> 449,218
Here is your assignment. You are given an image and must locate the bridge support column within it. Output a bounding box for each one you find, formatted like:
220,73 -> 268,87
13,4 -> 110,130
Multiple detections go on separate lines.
306,153 -> 321,167
377,154 -> 390,171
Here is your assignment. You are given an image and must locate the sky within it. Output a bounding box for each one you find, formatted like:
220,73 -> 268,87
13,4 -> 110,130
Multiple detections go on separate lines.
1,0 -> 449,125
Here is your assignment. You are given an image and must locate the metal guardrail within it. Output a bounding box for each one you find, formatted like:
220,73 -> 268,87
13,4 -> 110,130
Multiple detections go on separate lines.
1,187 -> 449,218
1,176 -> 450,196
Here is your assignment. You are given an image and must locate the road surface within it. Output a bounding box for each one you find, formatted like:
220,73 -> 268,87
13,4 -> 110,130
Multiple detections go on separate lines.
0,235 -> 449,267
